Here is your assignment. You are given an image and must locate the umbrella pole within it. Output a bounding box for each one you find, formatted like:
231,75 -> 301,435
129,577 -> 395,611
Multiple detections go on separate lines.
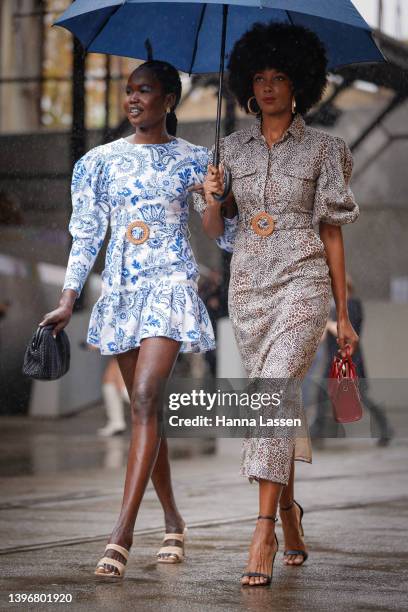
213,4 -> 229,167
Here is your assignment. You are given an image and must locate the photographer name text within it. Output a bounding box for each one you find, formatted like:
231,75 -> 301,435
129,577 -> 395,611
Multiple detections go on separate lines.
167,415 -> 302,427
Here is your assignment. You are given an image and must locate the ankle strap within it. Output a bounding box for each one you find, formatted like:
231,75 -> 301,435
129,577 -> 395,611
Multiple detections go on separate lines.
257,515 -> 278,522
280,501 -> 294,512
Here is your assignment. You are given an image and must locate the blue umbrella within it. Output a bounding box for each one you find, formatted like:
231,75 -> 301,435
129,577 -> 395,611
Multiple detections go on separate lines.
56,0 -> 384,72
55,0 -> 385,197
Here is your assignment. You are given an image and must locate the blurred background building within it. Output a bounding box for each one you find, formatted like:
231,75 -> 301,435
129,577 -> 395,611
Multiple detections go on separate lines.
0,0 -> 407,421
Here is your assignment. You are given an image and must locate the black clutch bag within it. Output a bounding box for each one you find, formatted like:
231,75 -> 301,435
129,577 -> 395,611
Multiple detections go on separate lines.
22,324 -> 70,380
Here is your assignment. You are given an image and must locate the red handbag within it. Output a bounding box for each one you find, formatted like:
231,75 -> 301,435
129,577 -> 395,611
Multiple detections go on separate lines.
328,345 -> 363,423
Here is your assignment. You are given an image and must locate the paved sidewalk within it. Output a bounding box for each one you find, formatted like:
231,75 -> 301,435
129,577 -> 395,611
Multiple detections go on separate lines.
0,406 -> 407,611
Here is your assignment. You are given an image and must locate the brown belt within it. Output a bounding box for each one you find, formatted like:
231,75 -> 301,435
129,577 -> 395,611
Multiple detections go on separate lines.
126,220 -> 150,245
125,220 -> 192,245
241,211 -> 313,236
250,212 -> 275,236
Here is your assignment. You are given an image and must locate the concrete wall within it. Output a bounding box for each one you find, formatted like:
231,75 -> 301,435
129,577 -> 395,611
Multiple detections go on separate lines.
0,262 -> 106,416
320,98 -> 408,300
0,0 -> 43,132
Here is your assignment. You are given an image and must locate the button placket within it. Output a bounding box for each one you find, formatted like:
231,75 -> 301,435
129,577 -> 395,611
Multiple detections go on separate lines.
262,145 -> 280,212
261,148 -> 271,209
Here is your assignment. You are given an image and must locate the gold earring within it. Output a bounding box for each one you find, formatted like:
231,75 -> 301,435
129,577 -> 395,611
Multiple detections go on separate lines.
247,96 -> 259,116
292,97 -> 297,115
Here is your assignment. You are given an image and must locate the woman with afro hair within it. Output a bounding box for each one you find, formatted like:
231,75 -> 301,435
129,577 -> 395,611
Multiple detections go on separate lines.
193,22 -> 360,586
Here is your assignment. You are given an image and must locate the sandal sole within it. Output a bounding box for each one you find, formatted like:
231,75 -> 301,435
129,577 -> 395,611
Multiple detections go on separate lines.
156,556 -> 184,564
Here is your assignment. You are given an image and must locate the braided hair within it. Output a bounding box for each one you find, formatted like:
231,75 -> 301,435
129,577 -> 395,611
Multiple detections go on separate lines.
139,60 -> 182,136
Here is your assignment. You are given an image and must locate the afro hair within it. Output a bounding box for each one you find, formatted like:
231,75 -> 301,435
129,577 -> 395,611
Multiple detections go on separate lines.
227,22 -> 328,116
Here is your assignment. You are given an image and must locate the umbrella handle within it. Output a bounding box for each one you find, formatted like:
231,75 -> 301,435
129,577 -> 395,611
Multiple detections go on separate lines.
213,167 -> 232,202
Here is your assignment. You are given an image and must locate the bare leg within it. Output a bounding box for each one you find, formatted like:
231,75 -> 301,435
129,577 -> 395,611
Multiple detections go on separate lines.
118,351 -> 185,559
279,456 -> 307,565
241,480 -> 282,586
96,337 -> 181,575
279,453 -> 295,508
151,438 -> 186,560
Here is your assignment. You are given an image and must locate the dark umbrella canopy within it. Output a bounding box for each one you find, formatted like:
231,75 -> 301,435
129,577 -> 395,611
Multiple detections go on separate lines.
55,0 -> 385,190
56,0 -> 384,73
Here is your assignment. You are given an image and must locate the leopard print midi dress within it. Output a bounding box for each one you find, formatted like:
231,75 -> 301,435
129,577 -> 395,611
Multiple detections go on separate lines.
195,113 -> 359,485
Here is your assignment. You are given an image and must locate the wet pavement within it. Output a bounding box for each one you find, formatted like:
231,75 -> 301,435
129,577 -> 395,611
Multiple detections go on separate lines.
0,405 -> 407,611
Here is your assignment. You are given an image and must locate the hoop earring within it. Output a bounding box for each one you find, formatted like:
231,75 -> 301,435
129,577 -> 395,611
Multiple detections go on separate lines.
247,96 -> 259,116
292,96 -> 297,115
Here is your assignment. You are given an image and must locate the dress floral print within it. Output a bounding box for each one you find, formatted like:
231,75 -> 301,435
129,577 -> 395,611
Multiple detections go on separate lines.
63,137 -> 236,355
194,113 -> 359,485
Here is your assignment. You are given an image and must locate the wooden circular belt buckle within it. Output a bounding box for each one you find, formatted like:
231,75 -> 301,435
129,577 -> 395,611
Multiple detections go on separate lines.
126,220 -> 150,245
251,212 -> 275,237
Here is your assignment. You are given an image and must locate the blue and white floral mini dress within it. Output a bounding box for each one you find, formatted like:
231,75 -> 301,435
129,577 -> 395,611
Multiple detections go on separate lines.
62,137 -> 237,355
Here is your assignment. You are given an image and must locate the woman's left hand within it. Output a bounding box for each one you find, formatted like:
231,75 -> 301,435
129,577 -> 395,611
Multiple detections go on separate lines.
188,164 -> 225,206
336,316 -> 359,357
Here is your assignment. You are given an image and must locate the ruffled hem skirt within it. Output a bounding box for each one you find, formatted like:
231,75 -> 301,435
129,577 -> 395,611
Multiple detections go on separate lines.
86,277 -> 215,355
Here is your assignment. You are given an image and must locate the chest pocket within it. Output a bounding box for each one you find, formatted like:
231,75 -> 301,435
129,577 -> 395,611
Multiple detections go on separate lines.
279,166 -> 317,208
230,162 -> 257,204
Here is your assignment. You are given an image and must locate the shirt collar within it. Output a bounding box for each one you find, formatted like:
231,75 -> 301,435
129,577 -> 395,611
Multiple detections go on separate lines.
239,113 -> 306,145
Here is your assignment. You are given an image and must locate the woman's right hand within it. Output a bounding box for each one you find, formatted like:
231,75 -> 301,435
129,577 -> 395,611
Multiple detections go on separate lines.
203,163 -> 224,206
39,289 -> 77,336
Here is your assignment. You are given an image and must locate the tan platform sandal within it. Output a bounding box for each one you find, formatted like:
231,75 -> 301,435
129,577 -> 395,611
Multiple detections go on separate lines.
94,543 -> 130,578
156,527 -> 187,564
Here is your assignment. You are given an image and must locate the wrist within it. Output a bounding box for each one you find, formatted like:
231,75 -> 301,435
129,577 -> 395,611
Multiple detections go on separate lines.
337,311 -> 349,322
59,289 -> 77,309
205,196 -> 223,212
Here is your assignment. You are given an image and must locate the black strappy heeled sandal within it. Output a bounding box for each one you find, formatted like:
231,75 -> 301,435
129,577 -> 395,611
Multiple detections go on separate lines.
241,515 -> 279,587
280,500 -> 308,565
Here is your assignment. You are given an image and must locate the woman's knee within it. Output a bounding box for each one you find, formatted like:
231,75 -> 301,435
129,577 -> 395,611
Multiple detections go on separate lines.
130,381 -> 160,421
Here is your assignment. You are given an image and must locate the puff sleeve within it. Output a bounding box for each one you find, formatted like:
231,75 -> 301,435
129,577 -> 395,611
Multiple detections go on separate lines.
313,137 -> 359,227
190,141 -> 238,253
62,150 -> 110,297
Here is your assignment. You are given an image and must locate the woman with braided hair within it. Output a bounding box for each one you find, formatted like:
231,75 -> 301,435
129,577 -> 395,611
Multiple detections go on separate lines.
39,60 -> 234,578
